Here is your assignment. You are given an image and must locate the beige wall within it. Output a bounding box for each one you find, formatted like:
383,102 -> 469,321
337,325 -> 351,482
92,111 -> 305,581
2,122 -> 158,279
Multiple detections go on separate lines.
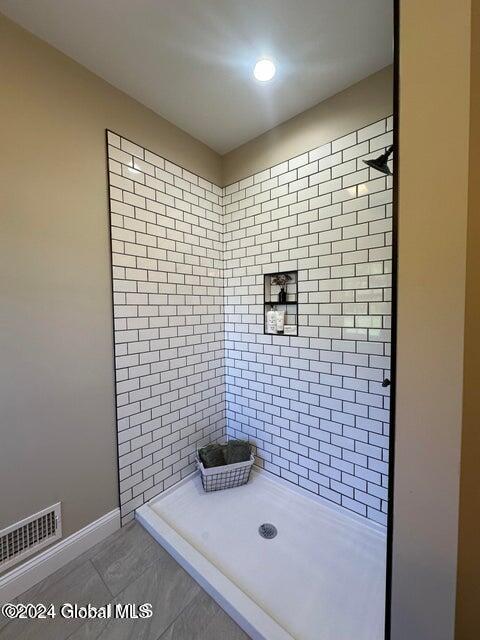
455,1 -> 480,637
0,14 -> 221,543
222,65 -> 393,185
391,1 -> 471,639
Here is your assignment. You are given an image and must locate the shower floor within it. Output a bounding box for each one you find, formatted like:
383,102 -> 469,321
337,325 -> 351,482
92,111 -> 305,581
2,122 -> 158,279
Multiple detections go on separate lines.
136,469 -> 386,640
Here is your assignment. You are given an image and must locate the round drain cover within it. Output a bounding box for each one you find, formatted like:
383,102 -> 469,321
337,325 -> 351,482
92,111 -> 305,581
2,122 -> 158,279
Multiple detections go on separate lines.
258,523 -> 277,539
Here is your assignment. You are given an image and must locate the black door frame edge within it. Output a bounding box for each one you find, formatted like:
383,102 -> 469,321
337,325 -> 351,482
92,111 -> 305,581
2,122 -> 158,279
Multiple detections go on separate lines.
384,0 -> 400,637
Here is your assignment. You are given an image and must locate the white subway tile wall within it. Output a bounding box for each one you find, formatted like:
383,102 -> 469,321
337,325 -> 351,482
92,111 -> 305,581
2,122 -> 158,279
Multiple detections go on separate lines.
223,116 -> 393,526
108,116 -> 393,526
107,131 -> 225,524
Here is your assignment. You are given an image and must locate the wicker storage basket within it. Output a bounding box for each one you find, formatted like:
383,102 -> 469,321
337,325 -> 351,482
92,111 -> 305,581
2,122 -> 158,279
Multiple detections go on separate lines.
197,454 -> 255,492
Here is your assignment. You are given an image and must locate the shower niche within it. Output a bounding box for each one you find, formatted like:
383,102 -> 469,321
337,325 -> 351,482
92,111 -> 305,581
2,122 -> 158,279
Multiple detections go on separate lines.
263,271 -> 298,336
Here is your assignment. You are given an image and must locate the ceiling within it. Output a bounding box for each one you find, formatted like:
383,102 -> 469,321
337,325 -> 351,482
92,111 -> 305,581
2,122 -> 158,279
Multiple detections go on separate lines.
0,0 -> 393,154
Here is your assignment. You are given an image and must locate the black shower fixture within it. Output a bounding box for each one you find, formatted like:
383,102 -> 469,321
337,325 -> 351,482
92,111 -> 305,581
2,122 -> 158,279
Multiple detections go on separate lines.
363,145 -> 394,175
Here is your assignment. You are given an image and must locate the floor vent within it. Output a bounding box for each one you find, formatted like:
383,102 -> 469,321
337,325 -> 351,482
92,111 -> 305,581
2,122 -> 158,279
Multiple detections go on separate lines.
0,503 -> 62,572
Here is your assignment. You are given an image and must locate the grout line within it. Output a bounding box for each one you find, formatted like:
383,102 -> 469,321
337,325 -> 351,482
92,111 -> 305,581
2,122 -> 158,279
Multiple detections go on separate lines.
88,557 -> 116,601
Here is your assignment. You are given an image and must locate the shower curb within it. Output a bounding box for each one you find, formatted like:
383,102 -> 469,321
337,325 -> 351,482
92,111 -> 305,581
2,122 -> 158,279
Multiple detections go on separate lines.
136,501 -> 294,640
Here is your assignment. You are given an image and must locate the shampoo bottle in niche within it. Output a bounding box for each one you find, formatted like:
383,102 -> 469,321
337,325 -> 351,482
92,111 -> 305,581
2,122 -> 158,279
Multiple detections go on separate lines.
266,307 -> 278,334
276,309 -> 285,333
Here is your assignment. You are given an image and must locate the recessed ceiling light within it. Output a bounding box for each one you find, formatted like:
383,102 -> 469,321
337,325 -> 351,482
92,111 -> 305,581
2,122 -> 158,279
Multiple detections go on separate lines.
253,59 -> 276,82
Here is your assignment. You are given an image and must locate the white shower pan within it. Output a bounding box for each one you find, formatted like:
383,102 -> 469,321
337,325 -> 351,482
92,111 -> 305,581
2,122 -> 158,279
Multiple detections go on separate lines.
136,469 -> 386,640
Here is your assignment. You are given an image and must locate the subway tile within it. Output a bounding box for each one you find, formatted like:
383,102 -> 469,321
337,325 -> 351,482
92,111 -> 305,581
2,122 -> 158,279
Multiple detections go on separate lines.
109,119 -> 393,526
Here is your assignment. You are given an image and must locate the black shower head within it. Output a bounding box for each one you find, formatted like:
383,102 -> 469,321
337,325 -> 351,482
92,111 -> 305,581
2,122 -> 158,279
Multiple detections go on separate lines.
363,145 -> 394,176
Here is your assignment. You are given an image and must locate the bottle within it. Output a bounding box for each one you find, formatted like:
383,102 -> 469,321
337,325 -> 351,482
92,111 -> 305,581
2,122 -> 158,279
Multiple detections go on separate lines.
266,307 -> 278,334
276,309 -> 285,333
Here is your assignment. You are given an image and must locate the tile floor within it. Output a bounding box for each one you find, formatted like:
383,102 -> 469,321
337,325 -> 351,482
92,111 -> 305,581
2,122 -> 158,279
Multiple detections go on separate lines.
0,522 -> 248,640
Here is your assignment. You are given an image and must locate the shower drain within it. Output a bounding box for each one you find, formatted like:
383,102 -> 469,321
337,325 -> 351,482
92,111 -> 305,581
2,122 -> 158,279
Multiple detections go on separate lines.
258,523 -> 277,539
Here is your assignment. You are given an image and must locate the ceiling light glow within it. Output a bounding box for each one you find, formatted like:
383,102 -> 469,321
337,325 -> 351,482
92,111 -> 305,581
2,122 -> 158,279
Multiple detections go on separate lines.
253,59 -> 276,82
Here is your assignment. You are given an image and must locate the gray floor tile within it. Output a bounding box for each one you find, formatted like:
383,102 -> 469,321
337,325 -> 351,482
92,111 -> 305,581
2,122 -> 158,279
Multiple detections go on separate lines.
95,553 -> 201,640
0,599 -> 15,633
0,560 -> 110,640
4,522 -> 140,616
157,590 -> 218,640
159,589 -> 249,640
65,617 -> 108,640
201,605 -> 251,640
0,526 -> 129,636
12,554 -> 88,605
90,522 -> 165,596
2,522 -> 249,640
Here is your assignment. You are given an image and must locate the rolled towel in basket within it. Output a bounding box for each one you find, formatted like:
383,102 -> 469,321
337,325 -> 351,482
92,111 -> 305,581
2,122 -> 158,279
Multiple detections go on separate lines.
198,443 -> 226,468
225,439 -> 251,464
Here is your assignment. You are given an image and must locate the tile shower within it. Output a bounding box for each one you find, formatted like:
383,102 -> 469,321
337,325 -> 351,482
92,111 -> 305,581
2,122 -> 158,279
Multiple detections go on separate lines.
107,132 -> 225,524
107,117 -> 393,526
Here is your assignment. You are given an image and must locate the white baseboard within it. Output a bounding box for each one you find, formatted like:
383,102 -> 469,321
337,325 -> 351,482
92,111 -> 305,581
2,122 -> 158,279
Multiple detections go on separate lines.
0,508 -> 120,604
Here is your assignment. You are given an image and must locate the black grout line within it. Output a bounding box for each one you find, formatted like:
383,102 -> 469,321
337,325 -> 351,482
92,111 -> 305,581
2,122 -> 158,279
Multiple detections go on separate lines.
107,130 -> 223,193
222,116 -> 394,189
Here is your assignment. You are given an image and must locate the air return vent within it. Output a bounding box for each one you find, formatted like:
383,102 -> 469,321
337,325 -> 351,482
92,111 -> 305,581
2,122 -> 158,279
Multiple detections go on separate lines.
0,503 -> 62,572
